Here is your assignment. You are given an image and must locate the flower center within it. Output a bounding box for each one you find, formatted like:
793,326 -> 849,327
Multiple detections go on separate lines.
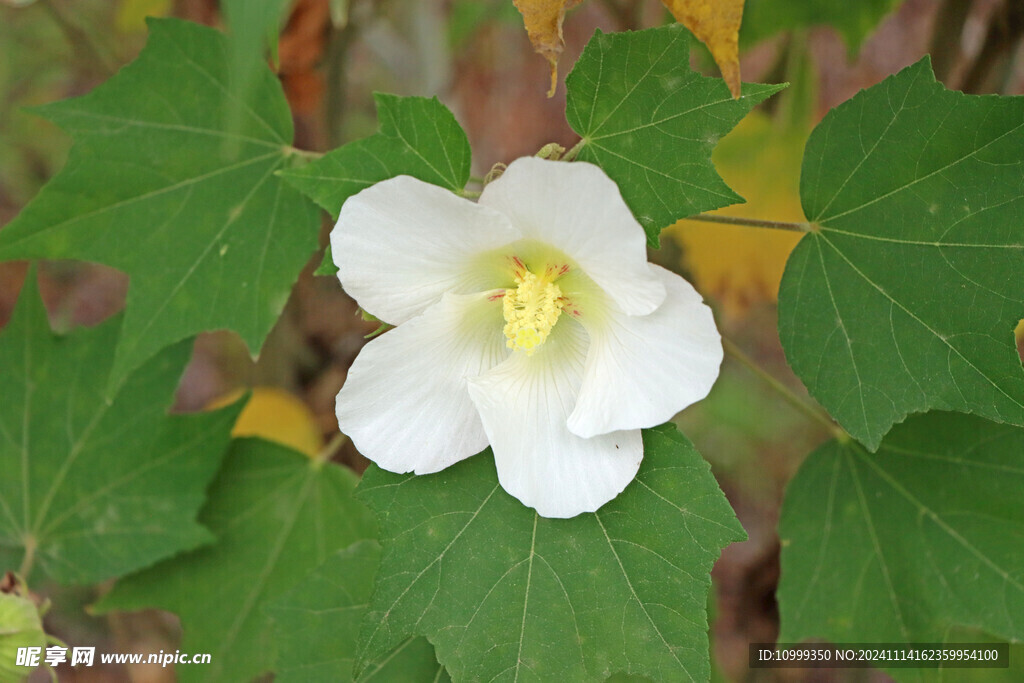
502,269 -> 564,355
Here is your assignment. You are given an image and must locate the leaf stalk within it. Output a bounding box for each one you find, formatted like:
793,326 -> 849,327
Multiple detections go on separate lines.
722,336 -> 849,442
314,432 -> 347,468
284,147 -> 324,161
686,213 -> 811,233
40,0 -> 119,78
560,138 -> 587,162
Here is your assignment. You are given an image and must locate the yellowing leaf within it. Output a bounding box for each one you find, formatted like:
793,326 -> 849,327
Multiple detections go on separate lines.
209,387 -> 323,458
513,0 -> 582,97
115,0 -> 171,34
675,222 -> 799,317
662,0 -> 744,98
667,113 -> 803,317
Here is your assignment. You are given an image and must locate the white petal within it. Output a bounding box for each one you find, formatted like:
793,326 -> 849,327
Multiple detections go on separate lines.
336,291 -> 508,474
333,176 -> 520,325
478,157 -> 665,315
568,265 -> 722,438
467,319 -> 642,518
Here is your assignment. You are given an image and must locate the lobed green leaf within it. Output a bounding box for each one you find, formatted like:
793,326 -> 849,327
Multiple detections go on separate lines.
356,424 -> 744,682
94,439 -> 378,683
267,540 -> 449,682
778,412 -> 1024,681
565,25 -> 785,245
0,270 -> 240,586
281,94 -> 472,218
779,58 -> 1024,450
0,18 -> 320,393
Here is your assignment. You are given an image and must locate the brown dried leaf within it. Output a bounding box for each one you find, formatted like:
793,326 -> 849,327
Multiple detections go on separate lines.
513,0 -> 583,97
662,0 -> 744,98
279,0 -> 330,114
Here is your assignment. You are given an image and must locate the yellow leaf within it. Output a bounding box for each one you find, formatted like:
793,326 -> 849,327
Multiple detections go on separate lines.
208,387 -> 323,458
666,113 -> 803,318
115,0 -> 172,35
513,0 -> 583,97
662,0 -> 744,98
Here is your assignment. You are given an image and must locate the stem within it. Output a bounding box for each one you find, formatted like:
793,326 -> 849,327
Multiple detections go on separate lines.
41,0 -> 119,78
326,17 -> 358,148
722,336 -> 848,441
777,31 -> 815,134
1001,36 -> 1024,94
597,0 -> 636,30
928,0 -> 972,86
960,1 -> 1024,94
686,212 -> 811,233
285,147 -> 324,160
560,138 -> 586,162
314,432 -> 347,467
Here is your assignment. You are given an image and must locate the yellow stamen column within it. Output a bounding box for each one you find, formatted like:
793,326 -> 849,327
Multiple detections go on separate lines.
502,270 -> 564,355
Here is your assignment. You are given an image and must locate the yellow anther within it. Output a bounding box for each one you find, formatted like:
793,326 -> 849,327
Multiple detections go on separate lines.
502,270 -> 564,355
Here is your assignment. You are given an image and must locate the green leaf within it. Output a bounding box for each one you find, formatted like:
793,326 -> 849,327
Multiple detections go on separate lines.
740,0 -> 901,51
565,25 -> 785,245
222,0 -> 290,75
220,0 -> 291,158
315,245 -> 340,276
356,424 -> 744,682
0,576 -> 47,683
267,540 -> 450,682
281,94 -> 472,217
779,58 -> 1024,450
0,18 -> 320,393
778,412 -> 1024,680
932,626 -> 1024,683
0,270 -> 241,586
94,439 -> 378,683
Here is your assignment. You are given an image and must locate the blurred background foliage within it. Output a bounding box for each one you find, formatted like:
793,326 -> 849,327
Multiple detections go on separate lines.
1,0 -> 1023,680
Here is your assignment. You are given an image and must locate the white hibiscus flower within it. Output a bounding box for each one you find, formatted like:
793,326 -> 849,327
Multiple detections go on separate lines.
332,157 -> 721,518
